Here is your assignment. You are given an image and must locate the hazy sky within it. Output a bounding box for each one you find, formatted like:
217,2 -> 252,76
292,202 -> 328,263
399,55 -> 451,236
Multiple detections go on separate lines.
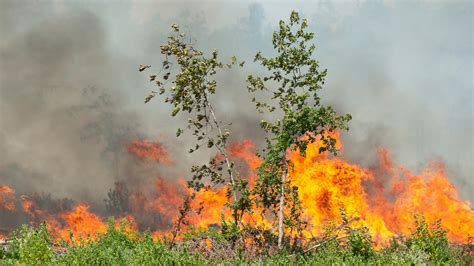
1,0 -> 472,205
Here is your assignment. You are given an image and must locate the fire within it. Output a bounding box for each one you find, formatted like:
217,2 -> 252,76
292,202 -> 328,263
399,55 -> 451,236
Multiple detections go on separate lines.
191,187 -> 229,228
228,140 -> 262,170
19,195 -> 46,219
146,176 -> 186,222
125,139 -> 172,165
0,134 -> 472,247
47,204 -> 107,242
47,204 -> 137,242
370,157 -> 474,243
287,132 -> 473,244
229,140 -> 262,188
0,185 -> 16,212
288,134 -> 394,243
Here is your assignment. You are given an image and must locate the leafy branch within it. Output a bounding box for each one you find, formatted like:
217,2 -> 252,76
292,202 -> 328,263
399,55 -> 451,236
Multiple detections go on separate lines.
140,24 -> 249,229
247,11 -> 352,249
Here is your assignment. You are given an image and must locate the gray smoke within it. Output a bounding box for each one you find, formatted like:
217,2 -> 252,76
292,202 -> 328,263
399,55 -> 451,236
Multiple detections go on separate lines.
0,0 -> 472,210
0,2 -> 153,207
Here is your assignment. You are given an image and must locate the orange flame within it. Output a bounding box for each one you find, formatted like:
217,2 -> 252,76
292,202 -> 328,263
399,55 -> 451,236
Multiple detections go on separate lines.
129,134 -> 473,245
126,139 -> 172,165
372,158 -> 474,243
228,140 -> 262,170
47,204 -> 107,242
288,133 -> 393,243
1,134 -> 472,246
146,176 -> 186,222
47,204 -> 137,242
0,185 -> 16,212
287,132 -> 473,244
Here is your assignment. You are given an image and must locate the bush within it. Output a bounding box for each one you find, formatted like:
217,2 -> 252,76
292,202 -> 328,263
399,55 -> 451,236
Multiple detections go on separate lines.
0,216 -> 471,265
55,219 -> 208,265
1,223 -> 53,265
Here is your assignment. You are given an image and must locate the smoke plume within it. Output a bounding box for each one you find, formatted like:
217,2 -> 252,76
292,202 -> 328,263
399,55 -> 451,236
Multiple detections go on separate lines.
0,0 -> 472,212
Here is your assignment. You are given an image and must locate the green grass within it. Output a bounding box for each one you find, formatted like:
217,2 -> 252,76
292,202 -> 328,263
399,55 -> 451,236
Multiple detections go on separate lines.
0,218 -> 471,265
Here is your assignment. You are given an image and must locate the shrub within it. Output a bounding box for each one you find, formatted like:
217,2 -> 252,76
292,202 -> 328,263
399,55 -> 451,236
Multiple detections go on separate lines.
1,223 -> 53,265
0,216 -> 472,265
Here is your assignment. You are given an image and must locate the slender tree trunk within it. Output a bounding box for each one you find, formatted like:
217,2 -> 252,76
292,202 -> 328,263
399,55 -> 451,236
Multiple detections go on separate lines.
207,102 -> 238,203
278,161 -> 288,250
205,98 -> 241,226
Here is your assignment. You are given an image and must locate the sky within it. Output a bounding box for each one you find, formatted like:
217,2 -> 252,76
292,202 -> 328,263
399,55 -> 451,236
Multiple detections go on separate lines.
0,0 -> 472,206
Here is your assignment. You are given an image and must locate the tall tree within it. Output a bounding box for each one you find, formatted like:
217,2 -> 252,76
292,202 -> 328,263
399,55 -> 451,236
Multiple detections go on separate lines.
140,25 -> 250,229
247,11 -> 352,249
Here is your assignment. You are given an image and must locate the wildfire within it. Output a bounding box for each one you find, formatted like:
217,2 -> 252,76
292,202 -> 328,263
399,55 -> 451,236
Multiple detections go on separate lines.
46,204 -> 137,242
289,143 -> 394,242
287,132 -> 473,244
370,157 -> 474,243
146,176 -> 187,222
0,133 -> 472,246
0,185 -> 16,212
228,140 -> 262,170
49,204 -> 107,241
125,139 -> 173,165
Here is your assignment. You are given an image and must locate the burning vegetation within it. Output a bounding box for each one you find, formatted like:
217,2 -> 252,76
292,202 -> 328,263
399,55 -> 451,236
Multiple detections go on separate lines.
0,132 -> 472,263
0,133 -> 472,245
0,10 -> 472,265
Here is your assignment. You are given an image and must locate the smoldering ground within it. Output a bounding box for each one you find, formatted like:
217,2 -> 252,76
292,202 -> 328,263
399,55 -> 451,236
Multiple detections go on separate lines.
0,0 -> 472,216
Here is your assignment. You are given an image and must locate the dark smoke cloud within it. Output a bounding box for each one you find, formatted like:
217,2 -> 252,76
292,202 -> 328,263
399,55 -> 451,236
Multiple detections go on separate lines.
0,2 -> 148,206
0,0 -> 472,209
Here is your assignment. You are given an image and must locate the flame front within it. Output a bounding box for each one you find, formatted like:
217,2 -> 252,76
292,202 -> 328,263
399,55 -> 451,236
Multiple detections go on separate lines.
0,133 -> 472,246
287,132 -> 473,244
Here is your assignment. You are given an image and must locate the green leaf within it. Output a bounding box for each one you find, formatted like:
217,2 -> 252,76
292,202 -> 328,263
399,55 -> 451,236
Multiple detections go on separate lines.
207,139 -> 214,148
171,107 -> 180,116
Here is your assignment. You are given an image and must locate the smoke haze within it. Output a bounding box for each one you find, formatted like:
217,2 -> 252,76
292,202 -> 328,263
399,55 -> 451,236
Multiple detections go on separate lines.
0,0 -> 472,209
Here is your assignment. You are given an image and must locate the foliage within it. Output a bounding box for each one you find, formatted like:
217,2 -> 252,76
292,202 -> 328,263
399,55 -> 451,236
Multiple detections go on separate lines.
405,215 -> 458,263
139,10 -> 352,249
0,223 -> 53,265
0,216 -> 471,265
140,24 -> 250,228
96,9 -> 474,265
247,10 -> 352,248
338,208 -> 375,260
104,182 -> 130,216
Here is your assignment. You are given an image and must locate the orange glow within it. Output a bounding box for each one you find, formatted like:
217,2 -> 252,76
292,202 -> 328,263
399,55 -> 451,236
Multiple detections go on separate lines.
126,139 -> 172,165
47,204 -> 137,242
229,140 -> 262,170
378,160 -> 474,243
1,134 -> 472,246
287,132 -> 473,244
0,185 -> 16,212
146,176 -> 186,222
191,187 -> 229,228
288,133 -> 394,244
47,204 -> 107,242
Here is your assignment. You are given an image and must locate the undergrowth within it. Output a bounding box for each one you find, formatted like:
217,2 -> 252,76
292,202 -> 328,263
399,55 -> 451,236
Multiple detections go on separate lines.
0,216 -> 471,265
